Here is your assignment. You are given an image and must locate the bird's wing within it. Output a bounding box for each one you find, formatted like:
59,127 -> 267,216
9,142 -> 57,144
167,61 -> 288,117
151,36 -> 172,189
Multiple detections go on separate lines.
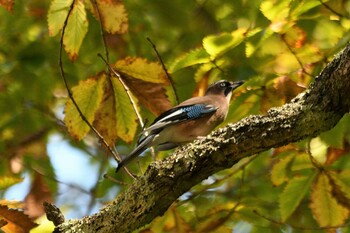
141,103 -> 218,136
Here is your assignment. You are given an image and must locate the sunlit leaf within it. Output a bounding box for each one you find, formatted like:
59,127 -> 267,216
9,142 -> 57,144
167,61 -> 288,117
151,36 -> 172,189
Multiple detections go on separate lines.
289,0 -> 322,19
203,28 -> 246,59
115,57 -> 168,84
47,0 -> 74,36
64,76 -> 105,140
0,176 -> 23,189
279,174 -> 316,221
63,0 -> 88,61
169,48 -> 211,73
0,0 -> 14,13
309,137 -> 328,164
111,78 -> 138,143
94,0 -> 128,34
309,173 -> 349,227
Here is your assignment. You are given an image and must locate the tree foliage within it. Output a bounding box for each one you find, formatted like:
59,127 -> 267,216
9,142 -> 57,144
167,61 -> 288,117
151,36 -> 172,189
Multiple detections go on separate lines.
0,0 -> 349,232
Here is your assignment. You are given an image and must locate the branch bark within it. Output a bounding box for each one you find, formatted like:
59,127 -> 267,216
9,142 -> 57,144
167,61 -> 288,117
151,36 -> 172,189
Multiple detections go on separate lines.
53,43 -> 350,233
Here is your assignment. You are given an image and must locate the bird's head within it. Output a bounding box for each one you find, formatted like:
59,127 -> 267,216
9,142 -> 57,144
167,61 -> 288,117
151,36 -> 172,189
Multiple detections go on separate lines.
205,80 -> 244,101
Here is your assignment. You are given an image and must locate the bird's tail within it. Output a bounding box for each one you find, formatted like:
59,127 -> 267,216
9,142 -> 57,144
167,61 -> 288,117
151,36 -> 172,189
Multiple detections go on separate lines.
116,134 -> 155,173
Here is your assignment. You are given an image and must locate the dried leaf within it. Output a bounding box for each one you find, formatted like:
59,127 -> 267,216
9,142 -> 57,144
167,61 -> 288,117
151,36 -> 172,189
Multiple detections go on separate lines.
94,0 -> 128,34
93,81 -> 118,147
0,0 -> 14,13
64,76 -> 105,140
0,204 -> 38,233
329,170 -> 350,201
122,76 -> 172,115
261,76 -> 305,112
63,0 -> 88,61
309,173 -> 349,227
325,141 -> 350,165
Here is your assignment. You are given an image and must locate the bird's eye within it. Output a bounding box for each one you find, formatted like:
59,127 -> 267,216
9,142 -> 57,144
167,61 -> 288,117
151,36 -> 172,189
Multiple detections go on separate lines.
220,82 -> 226,87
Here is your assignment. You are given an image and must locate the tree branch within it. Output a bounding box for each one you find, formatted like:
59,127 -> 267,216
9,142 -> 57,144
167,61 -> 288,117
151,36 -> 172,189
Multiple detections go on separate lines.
53,43 -> 350,233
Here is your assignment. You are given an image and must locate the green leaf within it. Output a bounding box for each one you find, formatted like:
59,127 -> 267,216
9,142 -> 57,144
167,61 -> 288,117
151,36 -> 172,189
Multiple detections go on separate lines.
202,28 -> 246,59
310,173 -> 349,227
111,78 -> 138,143
168,48 -> 210,73
289,0 -> 322,19
115,57 -> 168,84
47,0 -> 74,36
329,170 -> 350,200
0,176 -> 23,189
260,0 -> 290,22
279,173 -> 316,221
64,76 -> 105,140
271,153 -> 294,186
63,0 -> 88,61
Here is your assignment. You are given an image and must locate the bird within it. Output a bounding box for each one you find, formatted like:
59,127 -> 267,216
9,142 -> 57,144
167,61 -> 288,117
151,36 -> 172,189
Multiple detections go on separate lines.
116,80 -> 245,172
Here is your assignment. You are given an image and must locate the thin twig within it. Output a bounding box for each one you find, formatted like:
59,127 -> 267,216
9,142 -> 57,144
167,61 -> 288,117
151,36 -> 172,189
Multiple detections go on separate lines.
319,0 -> 344,18
91,0 -> 110,63
280,35 -> 313,77
253,209 -> 350,230
147,37 -> 179,105
58,1 -> 121,163
103,174 -> 130,186
97,54 -> 145,129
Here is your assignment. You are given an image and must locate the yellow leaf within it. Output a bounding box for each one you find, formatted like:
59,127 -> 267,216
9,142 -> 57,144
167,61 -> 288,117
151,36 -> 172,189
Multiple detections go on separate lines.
95,0 -> 128,34
94,74 -> 118,147
0,176 -> 23,189
115,57 -> 169,84
310,173 -> 349,227
47,0 -> 74,36
329,170 -> 350,201
271,153 -> 294,186
64,76 -> 105,140
63,0 -> 88,61
111,78 -> 138,143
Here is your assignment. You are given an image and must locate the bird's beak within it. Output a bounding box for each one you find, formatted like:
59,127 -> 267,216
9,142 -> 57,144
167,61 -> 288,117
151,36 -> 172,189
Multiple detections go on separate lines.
230,80 -> 245,90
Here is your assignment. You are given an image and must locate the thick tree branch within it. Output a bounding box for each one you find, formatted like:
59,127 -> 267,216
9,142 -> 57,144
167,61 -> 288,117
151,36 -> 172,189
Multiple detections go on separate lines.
53,44 -> 350,233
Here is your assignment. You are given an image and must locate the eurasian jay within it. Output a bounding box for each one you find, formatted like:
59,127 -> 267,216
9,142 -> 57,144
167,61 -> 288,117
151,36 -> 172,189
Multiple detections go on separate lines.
116,80 -> 244,172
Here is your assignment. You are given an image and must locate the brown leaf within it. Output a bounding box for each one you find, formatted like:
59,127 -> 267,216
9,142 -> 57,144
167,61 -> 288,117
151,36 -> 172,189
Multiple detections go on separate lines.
261,76 -> 305,112
93,83 -> 118,148
122,76 -> 172,115
325,141 -> 350,165
0,0 -> 14,13
94,0 -> 128,34
24,173 -> 52,219
309,173 -> 349,227
0,204 -> 38,233
282,26 -> 307,49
